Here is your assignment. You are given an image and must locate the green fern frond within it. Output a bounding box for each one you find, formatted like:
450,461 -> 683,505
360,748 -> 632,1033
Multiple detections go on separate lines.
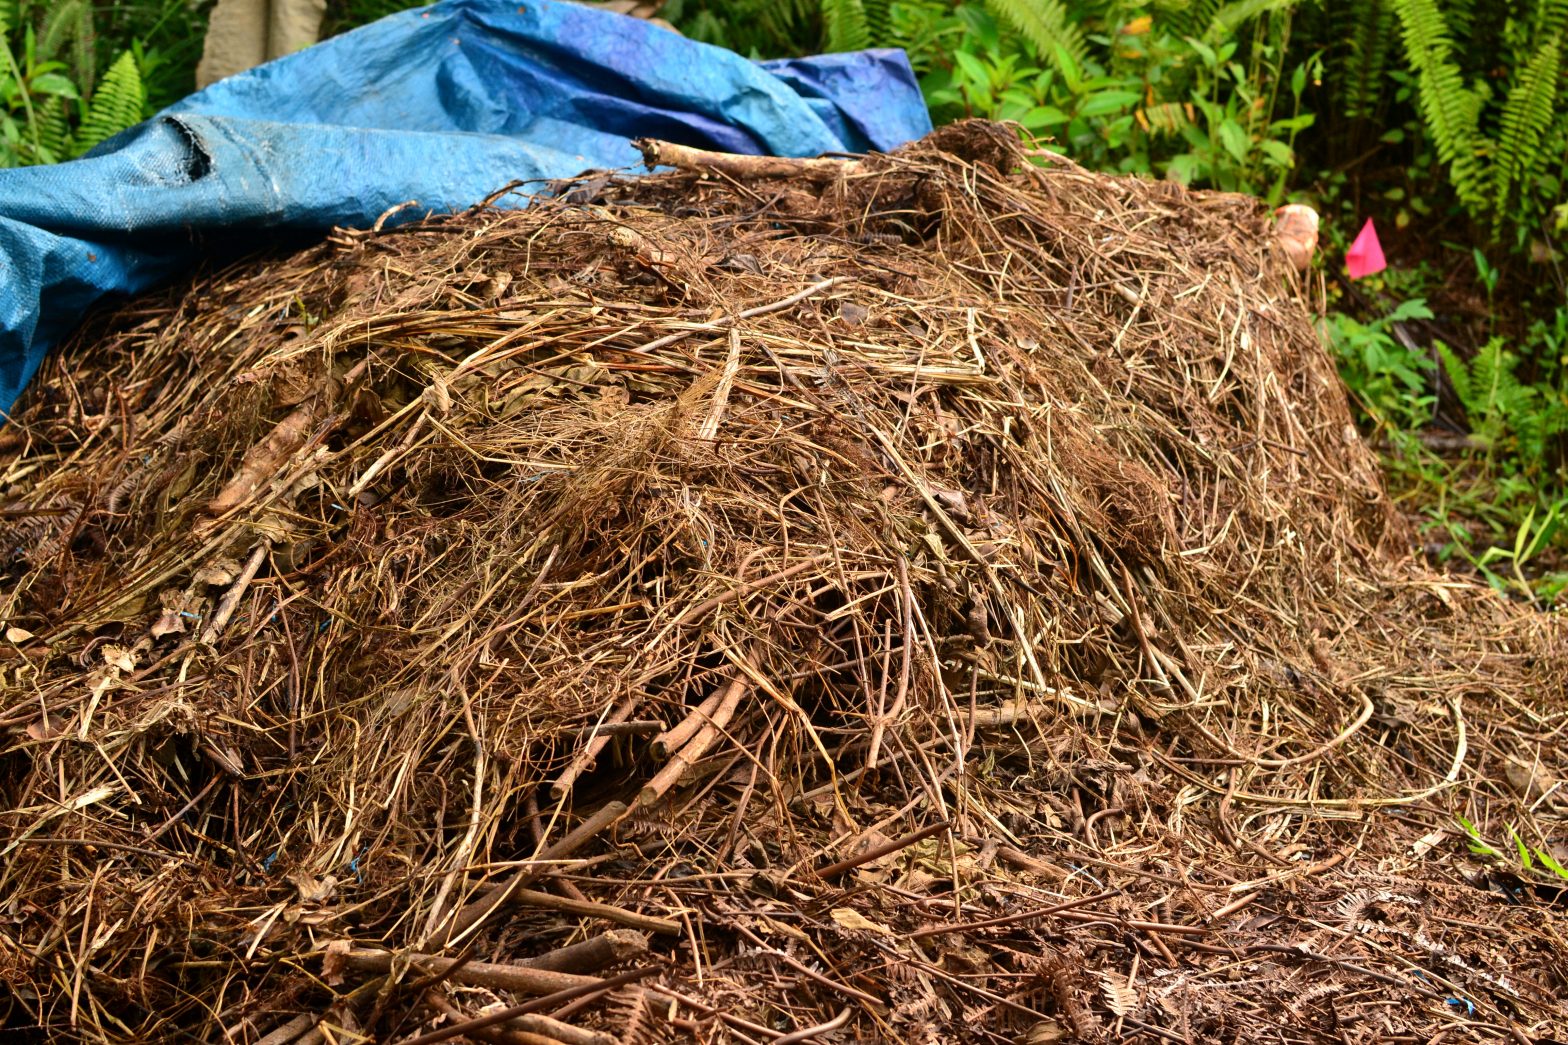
1439,337 -> 1556,454
1143,101 -> 1191,134
71,49 -> 144,157
1441,0 -> 1476,40
1448,339 -> 1501,443
983,0 -> 1089,74
1155,0 -> 1223,40
32,94 -> 70,162
1493,31 -> 1562,216
676,0 -> 817,56
761,0 -> 816,47
1207,0 -> 1294,40
70,2 -> 95,95
1468,340 -> 1505,424
36,0 -> 83,62
1390,0 -> 1486,209
821,0 -> 870,51
1438,342 -> 1473,416
679,10 -> 731,48
14,0 -> 95,92
863,0 -> 892,43
1539,0 -> 1568,34
1338,0 -> 1396,118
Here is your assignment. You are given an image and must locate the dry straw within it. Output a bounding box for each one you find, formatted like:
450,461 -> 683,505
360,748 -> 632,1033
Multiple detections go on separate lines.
1,122 -> 1563,1044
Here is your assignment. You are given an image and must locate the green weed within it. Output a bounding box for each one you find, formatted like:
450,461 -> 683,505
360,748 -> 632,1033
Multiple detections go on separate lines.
1457,816 -> 1568,882
1325,296 -> 1568,603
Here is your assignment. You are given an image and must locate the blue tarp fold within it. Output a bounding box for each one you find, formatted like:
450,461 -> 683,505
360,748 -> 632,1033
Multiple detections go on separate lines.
0,0 -> 931,414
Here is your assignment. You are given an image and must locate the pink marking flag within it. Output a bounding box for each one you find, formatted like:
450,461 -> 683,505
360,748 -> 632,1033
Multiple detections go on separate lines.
1346,218 -> 1386,279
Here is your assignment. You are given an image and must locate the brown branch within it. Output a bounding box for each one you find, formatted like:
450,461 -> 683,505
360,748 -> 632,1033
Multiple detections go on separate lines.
633,138 -> 860,181
505,888 -> 681,936
341,949 -> 600,995
815,820 -> 952,879
440,801 -> 630,944
638,673 -> 751,808
552,699 -> 643,798
517,930 -> 650,974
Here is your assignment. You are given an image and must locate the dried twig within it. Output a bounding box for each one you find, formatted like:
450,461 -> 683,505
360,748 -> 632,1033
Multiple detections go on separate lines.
515,930 -> 650,974
442,801 -> 630,943
815,819 -> 952,879
634,138 -> 860,181
341,949 -> 601,995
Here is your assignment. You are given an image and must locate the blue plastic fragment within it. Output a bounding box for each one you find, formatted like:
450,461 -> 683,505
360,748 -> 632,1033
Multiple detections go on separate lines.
0,0 -> 930,417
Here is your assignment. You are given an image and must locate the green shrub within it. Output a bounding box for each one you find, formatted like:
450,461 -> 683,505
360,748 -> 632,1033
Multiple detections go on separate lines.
0,0 -> 151,166
1321,0 -> 1568,251
96,1 -> 215,113
1325,296 -> 1568,602
1321,298 -> 1438,432
934,3 -> 1315,199
1439,337 -> 1568,472
724,0 -> 1318,201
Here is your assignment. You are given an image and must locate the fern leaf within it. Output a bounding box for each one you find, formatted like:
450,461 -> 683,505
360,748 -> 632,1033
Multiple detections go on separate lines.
31,94 -> 70,163
1493,31 -> 1562,217
1207,0 -> 1295,40
71,49 -> 143,157
1438,341 -> 1476,425
1099,971 -> 1137,1016
36,0 -> 82,63
1338,0 -> 1396,118
1446,338 -> 1521,448
1540,0 -> 1568,35
1472,339 -> 1503,415
983,0 -> 1089,74
820,0 -> 870,52
1142,100 -> 1191,135
1390,0 -> 1486,210
70,1 -> 95,96
1156,0 -> 1223,40
863,0 -> 892,43
1442,0 -> 1476,40
611,987 -> 667,1045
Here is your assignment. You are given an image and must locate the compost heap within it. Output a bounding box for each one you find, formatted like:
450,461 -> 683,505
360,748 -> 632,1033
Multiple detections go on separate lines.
1,122 -> 1564,1045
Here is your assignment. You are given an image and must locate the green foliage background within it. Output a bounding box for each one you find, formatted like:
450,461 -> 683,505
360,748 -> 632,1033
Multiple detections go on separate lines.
0,0 -> 212,165
670,0 -> 1567,246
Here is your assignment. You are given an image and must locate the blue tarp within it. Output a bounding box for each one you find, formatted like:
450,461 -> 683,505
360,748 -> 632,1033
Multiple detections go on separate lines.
0,0 -> 931,416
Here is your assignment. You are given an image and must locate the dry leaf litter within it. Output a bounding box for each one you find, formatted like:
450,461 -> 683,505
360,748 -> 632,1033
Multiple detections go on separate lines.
1,122 -> 1564,1045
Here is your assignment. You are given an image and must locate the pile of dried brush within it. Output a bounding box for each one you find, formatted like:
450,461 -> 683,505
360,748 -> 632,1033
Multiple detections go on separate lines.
2,122 -> 1564,1045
